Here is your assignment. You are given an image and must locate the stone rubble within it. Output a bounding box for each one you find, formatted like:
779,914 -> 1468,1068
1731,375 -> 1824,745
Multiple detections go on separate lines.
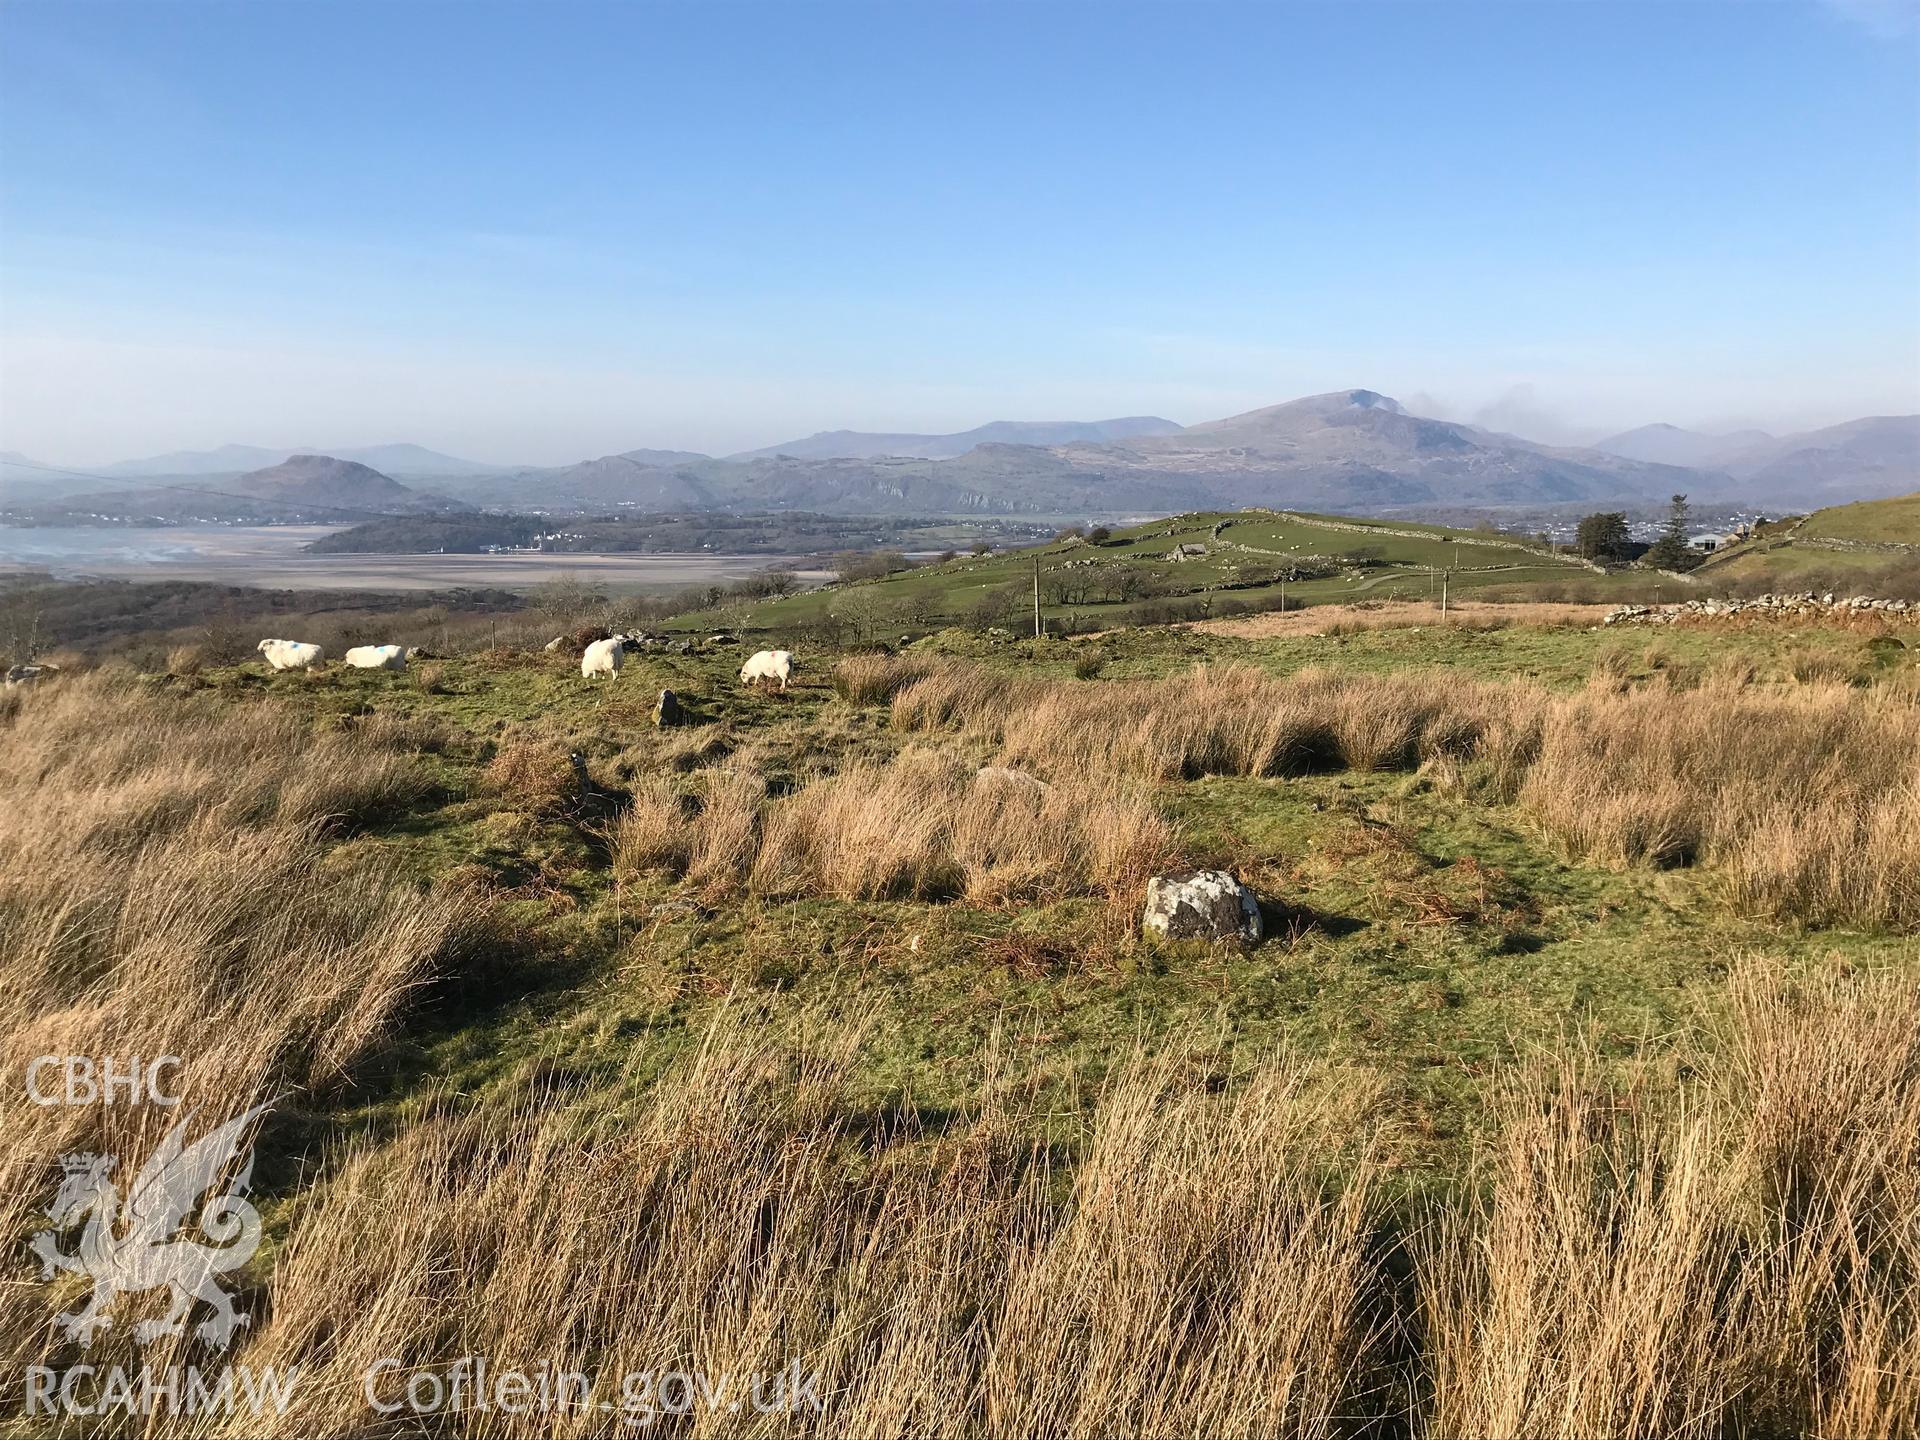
1603,592 -> 1913,625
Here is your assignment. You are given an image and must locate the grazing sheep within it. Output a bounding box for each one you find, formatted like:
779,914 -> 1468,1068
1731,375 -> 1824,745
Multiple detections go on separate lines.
257,639 -> 324,671
581,634 -> 632,681
4,662 -> 56,690
344,644 -> 408,671
739,649 -> 795,691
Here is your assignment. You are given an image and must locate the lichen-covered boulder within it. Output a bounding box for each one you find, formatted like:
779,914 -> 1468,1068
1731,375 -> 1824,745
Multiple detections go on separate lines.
655,689 -> 686,727
1143,870 -> 1261,943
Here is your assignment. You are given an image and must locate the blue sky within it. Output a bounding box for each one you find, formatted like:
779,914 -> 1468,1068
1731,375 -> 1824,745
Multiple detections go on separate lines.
2,0 -> 1916,464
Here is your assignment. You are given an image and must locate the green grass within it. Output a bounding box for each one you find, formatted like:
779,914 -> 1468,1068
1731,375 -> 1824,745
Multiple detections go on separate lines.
1696,542 -> 1901,583
1798,489 -> 1920,545
1695,489 -> 1920,586
179,611 -> 1916,1173
666,509 -> 1679,636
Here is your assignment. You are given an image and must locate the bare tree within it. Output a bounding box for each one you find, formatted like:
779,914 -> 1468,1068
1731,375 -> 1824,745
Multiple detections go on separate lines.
0,584 -> 46,667
532,572 -> 606,625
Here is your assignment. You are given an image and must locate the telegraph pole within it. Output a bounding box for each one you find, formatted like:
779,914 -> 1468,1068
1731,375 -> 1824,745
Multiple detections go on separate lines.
1032,552 -> 1042,638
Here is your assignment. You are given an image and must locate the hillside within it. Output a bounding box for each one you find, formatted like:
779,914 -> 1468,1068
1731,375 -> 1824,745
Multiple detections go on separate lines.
304,510 -> 1039,555
97,441 -> 500,478
432,391 -> 1717,520
1592,422 -> 1774,468
732,415 -> 1182,461
6,574 -> 1914,1438
672,507 -> 1658,638
1086,390 -> 1703,510
488,452 -> 729,510
0,452 -> 78,504
1693,489 -> 1920,590
39,454 -> 471,521
1721,416 -> 1920,502
51,396 -> 1917,526
1797,489 -> 1920,544
229,453 -> 426,508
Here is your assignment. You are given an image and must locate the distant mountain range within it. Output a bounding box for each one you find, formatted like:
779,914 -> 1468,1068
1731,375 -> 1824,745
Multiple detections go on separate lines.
1592,415 -> 1920,503
223,454 -> 458,512
1591,423 -> 1778,470
94,442 -> 500,479
729,416 -> 1181,462
9,393 -> 1915,523
473,393 -> 1912,516
27,455 -> 470,521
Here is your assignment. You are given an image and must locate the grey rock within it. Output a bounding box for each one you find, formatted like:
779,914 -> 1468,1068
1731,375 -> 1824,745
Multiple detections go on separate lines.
1143,870 -> 1262,943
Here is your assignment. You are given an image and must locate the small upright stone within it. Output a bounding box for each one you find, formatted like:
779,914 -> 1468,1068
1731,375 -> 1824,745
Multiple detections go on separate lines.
1143,870 -> 1262,943
655,688 -> 686,727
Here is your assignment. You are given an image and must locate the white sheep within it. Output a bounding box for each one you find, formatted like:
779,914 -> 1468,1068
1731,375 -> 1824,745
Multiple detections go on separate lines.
581,635 -> 630,681
344,644 -> 408,671
257,639 -> 324,671
739,649 -> 795,691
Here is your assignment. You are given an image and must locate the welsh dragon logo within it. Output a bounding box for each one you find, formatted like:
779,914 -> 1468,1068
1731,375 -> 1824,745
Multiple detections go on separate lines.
29,1105 -> 267,1350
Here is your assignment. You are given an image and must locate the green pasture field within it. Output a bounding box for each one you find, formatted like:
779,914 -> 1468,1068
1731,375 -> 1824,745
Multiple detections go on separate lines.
183,608 -> 1918,1172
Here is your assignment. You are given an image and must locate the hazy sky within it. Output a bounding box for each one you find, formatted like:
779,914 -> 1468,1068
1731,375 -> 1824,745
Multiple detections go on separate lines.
2,0 -> 1916,467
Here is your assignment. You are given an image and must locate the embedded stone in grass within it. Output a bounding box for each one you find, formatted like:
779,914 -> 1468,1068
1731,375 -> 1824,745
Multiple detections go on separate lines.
1143,870 -> 1262,943
655,688 -> 686,727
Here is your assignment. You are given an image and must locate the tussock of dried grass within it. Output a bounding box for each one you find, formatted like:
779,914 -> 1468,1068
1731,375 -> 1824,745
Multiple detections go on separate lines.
1520,676 -> 1920,926
612,747 -> 1177,906
1423,961 -> 1920,1440
1717,963 -> 1920,1440
886,657 -> 1920,929
684,764 -> 768,892
1421,1062 -> 1742,1439
832,652 -> 949,706
3,964 -> 1900,1439
220,1025 -> 1392,1440
1192,600 -> 1612,640
755,748 -> 1176,904
609,774 -> 693,877
484,738 -> 580,815
892,660 -> 1525,782
0,676 -> 478,1377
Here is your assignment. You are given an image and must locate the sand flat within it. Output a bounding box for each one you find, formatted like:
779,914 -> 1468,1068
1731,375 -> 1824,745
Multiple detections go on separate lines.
0,525 -> 827,592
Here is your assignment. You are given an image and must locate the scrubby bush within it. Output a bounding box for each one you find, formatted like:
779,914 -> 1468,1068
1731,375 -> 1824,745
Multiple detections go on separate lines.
831,549 -> 913,583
